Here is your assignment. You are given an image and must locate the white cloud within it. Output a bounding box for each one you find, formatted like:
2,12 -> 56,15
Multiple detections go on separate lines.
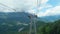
45,6 -> 60,16
0,4 -> 15,12
0,0 -> 37,11
37,12 -> 46,17
27,0 -> 53,15
14,0 -> 40,11
0,0 -> 15,8
1,0 -> 59,17
40,0 -> 48,4
0,0 -> 49,12
41,4 -> 53,8
26,9 -> 36,14
0,0 -> 16,12
37,6 -> 60,17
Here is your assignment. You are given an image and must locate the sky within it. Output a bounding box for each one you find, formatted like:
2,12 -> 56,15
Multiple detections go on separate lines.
0,0 -> 60,17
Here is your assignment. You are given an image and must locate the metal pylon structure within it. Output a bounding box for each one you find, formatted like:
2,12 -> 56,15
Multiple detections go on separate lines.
28,15 -> 37,34
28,0 -> 40,34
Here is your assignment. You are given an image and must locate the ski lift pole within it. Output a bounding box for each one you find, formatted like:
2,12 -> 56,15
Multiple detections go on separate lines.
28,15 -> 37,34
29,18 -> 33,34
28,15 -> 32,34
33,0 -> 40,34
33,0 -> 39,34
34,16 -> 37,34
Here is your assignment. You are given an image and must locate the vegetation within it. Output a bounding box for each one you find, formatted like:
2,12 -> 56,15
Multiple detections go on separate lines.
37,20 -> 60,34
0,19 -> 60,34
19,19 -> 60,34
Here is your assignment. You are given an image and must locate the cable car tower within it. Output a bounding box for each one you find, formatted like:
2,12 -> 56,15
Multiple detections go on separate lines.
28,0 -> 40,34
28,15 -> 37,34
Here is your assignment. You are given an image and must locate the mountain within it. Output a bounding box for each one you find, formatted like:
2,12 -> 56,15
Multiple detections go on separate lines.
0,12 -> 60,23
0,12 -> 31,34
0,12 -> 31,23
40,15 -> 60,22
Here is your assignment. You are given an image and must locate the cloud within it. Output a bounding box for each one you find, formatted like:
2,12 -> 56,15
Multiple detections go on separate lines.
26,9 -> 35,14
0,0 -> 15,8
0,4 -> 15,12
37,6 -> 60,17
40,0 -> 48,4
0,0 -> 49,12
0,0 -> 60,17
26,0 -> 53,16
14,0 -> 44,11
0,0 -> 37,11
0,0 -> 16,12
45,6 -> 60,16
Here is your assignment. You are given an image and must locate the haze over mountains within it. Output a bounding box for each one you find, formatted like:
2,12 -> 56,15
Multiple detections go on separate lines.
0,12 -> 60,22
